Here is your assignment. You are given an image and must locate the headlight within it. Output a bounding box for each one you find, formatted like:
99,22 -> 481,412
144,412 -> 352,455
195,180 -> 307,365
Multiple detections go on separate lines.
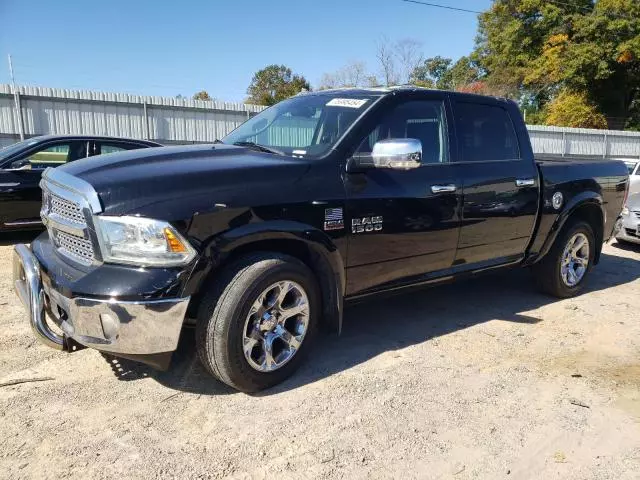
95,216 -> 196,267
621,206 -> 629,216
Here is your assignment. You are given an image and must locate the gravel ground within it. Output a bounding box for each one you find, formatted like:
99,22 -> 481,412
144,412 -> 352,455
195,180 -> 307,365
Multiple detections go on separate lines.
1,234 -> 639,480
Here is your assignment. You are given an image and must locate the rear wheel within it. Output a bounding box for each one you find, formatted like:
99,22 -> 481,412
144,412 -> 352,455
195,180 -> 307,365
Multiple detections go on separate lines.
196,253 -> 319,392
532,220 -> 595,298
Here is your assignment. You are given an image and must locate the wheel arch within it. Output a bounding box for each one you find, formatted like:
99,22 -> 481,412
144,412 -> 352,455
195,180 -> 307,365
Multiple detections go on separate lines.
185,221 -> 345,334
535,193 -> 605,265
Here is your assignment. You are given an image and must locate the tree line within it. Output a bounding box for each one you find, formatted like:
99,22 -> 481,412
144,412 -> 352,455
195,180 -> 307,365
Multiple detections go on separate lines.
194,0 -> 639,130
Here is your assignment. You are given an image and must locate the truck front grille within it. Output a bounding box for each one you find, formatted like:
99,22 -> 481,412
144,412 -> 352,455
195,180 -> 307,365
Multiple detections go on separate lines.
49,192 -> 85,225
41,182 -> 97,266
53,229 -> 95,264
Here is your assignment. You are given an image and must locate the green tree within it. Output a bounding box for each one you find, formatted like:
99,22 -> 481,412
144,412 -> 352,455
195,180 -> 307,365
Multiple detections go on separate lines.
544,90 -> 608,128
246,65 -> 310,106
473,0 -> 640,128
410,56 -> 451,88
626,97 -> 640,130
410,56 -> 480,90
443,56 -> 481,90
193,90 -> 212,101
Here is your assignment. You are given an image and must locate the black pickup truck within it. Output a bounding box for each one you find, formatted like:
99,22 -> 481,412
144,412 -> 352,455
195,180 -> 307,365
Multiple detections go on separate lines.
13,87 -> 628,392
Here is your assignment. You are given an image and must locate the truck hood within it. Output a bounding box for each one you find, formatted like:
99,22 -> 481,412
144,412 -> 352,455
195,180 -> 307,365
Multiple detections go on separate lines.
58,144 -> 311,217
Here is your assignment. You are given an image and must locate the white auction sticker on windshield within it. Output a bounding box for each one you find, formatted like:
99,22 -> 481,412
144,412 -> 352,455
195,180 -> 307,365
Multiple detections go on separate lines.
326,98 -> 368,108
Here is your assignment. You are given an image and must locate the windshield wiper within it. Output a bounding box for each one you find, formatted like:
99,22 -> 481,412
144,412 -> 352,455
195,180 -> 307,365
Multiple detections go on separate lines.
232,141 -> 284,156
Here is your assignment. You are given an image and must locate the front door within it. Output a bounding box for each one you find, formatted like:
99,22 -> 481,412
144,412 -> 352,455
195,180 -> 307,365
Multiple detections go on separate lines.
0,140 -> 88,228
451,99 -> 539,266
344,94 -> 462,295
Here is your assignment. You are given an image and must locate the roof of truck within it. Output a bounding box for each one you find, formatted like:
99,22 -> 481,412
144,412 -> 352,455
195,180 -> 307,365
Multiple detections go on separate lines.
302,85 -> 512,104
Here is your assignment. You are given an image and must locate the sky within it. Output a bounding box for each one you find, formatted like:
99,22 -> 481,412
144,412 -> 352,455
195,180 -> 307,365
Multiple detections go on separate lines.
0,0 -> 492,103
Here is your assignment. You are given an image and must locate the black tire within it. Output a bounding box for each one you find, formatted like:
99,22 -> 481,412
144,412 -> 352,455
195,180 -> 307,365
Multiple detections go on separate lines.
195,252 -> 320,392
532,220 -> 595,298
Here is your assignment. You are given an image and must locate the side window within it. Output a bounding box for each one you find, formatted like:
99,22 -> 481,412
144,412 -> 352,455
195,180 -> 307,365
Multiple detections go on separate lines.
454,102 -> 520,162
10,141 -> 87,170
356,100 -> 449,164
97,142 -> 138,156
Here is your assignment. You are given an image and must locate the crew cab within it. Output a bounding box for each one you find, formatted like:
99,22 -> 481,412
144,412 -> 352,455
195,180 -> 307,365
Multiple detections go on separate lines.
13,87 -> 629,392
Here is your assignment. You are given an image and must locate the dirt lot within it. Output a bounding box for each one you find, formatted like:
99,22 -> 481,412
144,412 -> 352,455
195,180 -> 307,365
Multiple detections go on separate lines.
1,235 -> 639,480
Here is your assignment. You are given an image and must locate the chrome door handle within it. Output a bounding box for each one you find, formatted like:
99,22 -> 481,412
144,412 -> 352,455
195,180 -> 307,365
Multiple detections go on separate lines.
431,184 -> 457,194
515,179 -> 535,187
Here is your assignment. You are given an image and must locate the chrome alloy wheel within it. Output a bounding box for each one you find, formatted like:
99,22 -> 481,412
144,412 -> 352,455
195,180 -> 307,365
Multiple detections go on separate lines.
560,233 -> 590,287
242,281 -> 310,372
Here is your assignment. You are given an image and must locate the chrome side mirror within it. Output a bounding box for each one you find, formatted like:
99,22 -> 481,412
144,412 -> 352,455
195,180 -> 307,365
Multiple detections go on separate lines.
346,138 -> 422,173
371,138 -> 421,170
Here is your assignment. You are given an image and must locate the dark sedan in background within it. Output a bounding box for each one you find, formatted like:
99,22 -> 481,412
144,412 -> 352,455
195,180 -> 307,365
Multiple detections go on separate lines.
0,135 -> 161,230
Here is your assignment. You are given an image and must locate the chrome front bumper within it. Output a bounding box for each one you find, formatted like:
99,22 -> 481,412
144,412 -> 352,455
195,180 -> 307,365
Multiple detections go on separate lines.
13,244 -> 189,355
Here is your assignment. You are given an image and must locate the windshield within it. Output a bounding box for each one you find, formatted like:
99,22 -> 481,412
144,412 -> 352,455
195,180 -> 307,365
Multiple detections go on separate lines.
222,93 -> 380,158
0,139 -> 39,162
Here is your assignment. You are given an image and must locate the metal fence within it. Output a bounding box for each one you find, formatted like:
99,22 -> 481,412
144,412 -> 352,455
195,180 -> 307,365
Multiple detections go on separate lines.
2,84 -> 640,160
527,125 -> 640,160
0,84 -> 264,148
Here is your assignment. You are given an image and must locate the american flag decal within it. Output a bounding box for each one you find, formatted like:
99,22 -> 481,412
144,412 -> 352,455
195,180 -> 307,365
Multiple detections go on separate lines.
324,207 -> 344,231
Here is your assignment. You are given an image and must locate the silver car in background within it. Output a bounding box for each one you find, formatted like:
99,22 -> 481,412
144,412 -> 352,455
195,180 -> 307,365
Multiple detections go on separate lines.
616,191 -> 640,245
624,160 -> 640,196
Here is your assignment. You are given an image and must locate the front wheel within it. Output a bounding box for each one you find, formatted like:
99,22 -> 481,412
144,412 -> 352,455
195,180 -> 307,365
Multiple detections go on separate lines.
196,253 -> 319,392
532,220 -> 595,298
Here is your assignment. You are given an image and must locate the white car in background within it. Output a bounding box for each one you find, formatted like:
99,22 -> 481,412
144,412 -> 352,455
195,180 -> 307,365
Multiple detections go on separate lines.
616,189 -> 640,245
613,161 -> 639,246
624,160 -> 640,196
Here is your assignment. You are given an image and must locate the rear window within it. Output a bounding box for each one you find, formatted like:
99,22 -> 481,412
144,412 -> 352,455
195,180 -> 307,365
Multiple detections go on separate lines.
454,102 -> 520,162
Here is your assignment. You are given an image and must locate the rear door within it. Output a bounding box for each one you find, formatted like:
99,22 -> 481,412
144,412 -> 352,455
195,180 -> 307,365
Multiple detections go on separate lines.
344,93 -> 462,294
452,99 -> 539,266
0,140 -> 87,228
